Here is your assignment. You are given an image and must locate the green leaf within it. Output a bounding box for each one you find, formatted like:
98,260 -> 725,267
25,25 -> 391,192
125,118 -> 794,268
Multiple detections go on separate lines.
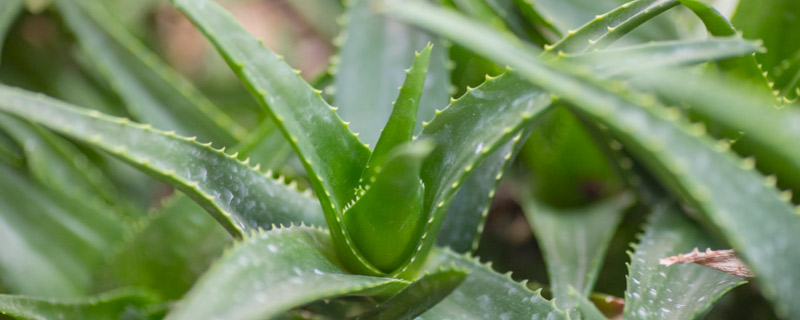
436,130 -> 525,252
521,192 -> 634,310
284,0 -> 342,42
513,0 -> 562,42
0,85 -> 325,236
402,72 -> 553,276
416,248 -> 564,319
334,0 -> 450,146
165,226 -> 408,320
0,0 -> 24,68
387,4 -> 800,317
168,0 -> 377,273
543,0 -> 679,53
732,0 -> 800,75
363,44 -> 432,183
624,204 -> 746,319
0,288 -> 157,320
56,0 -> 245,146
0,164 -> 125,296
0,131 -> 22,167
357,267 -> 467,320
345,141 -> 434,272
98,194 -> 231,301
567,286 -> 607,320
231,118 -> 294,172
562,37 -> 763,76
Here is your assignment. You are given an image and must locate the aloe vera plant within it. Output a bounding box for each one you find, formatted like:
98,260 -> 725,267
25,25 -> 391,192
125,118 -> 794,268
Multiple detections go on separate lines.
0,0 -> 797,319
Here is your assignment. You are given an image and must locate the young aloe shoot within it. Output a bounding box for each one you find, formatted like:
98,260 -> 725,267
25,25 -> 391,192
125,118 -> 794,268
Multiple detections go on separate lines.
342,44 -> 434,273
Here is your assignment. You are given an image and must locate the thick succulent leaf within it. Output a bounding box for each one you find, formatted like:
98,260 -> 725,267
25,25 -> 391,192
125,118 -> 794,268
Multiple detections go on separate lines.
344,141 -> 433,272
676,0 -> 766,87
416,248 -> 564,319
513,0 -> 561,42
732,0 -> 800,74
563,37 -> 762,76
544,0 -> 679,54
522,192 -> 633,310
773,49 -> 800,100
638,72 -> 800,193
401,72 -> 553,276
357,267 -> 467,320
388,5 -> 800,317
169,0 -> 375,272
567,286 -> 606,320
364,44 -> 432,182
0,85 -> 325,236
0,0 -> 23,67
0,114 -> 123,208
165,226 -> 408,320
449,0 -> 512,32
98,195 -> 231,301
0,289 -> 157,320
624,204 -> 746,319
56,0 -> 244,146
334,0 -> 450,146
0,164 -> 125,296
0,132 -> 22,167
436,130 -> 526,252
483,0 -> 545,42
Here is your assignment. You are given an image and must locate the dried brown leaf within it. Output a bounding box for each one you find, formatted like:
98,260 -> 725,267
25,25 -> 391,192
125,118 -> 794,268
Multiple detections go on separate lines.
659,248 -> 754,277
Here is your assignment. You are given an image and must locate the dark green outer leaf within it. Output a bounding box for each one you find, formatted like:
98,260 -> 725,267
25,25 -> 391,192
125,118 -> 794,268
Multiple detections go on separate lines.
56,0 -> 244,146
357,267 -> 467,320
0,164 -> 125,297
417,248 -> 564,319
522,192 -> 633,310
624,204 -> 746,319
0,85 -> 325,236
334,0 -> 450,146
387,5 -> 800,317
165,227 -> 408,320
169,0 -> 377,273
0,288 -> 156,320
0,0 -> 23,68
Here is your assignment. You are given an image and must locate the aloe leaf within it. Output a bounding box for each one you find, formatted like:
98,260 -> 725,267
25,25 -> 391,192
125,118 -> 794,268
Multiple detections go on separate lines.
567,286 -> 606,320
363,45 -> 432,183
435,130 -> 525,252
0,114 -> 124,208
450,0 -> 512,32
544,0 -> 679,54
0,164 -> 125,296
388,5 -> 800,317
416,248 -> 564,319
334,0 -> 450,146
522,192 -> 634,310
563,37 -> 763,76
56,0 -> 245,146
98,195 -> 231,301
168,1 -> 373,269
0,85 -> 325,236
483,0 -> 545,42
232,118 -> 294,172
624,204 -> 746,319
0,288 -> 157,320
0,131 -> 22,167
399,72 -> 553,276
676,0 -> 766,86
284,0 -> 342,42
0,0 -> 23,67
732,0 -> 800,75
165,226 -> 408,320
773,49 -> 800,100
513,0 -> 561,42
357,267 -> 467,320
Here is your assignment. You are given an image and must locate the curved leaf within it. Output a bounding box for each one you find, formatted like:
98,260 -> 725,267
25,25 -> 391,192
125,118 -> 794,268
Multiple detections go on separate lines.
0,85 -> 325,236
166,226 -> 407,320
357,267 -> 467,320
0,164 -> 125,296
732,0 -> 800,74
522,192 -> 634,310
624,204 -> 746,319
417,248 -> 564,319
56,0 -> 245,146
388,5 -> 800,317
0,288 -> 156,320
334,0 -> 450,146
